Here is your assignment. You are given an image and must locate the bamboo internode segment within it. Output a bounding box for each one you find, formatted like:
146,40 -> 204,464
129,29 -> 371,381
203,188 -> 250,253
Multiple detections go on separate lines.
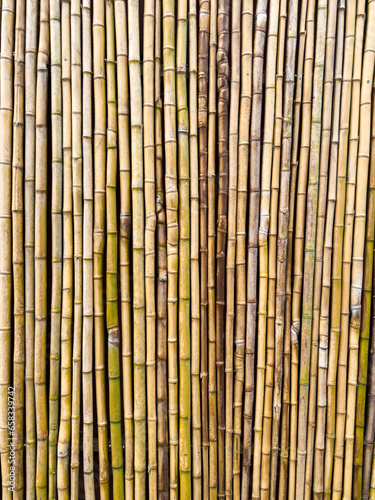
5,0 -> 375,498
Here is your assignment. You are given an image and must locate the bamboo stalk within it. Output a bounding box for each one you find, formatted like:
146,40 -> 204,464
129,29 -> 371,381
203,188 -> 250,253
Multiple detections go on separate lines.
48,0 -> 63,493
143,0 -> 157,497
12,0 -> 25,495
232,1 -> 252,498
81,0 -> 95,495
114,1 -> 134,497
70,0 -> 83,494
342,4 -> 375,497
93,0 -> 110,494
275,0 -> 299,497
129,1 -> 146,497
34,0 -> 49,495
105,0 -> 124,496
155,0 -> 168,495
198,0 -> 210,495
0,0 -> 15,495
24,0 -> 38,493
353,81 -> 375,500
189,0 -> 201,496
242,2 -> 267,498
325,0 -> 366,494
207,0 -> 217,494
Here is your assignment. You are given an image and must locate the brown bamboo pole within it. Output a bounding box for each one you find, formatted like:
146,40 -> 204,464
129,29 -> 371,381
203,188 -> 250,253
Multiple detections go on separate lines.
225,2 -> 241,497
70,0 -> 83,493
342,4 -> 375,497
81,0 -> 95,494
114,1 -> 134,497
93,0 -> 110,494
370,447 -> 375,499
198,0 -> 209,494
242,2 -> 267,498
0,0 -> 15,495
155,0 -> 168,494
143,0 -> 157,497
48,0 -> 63,493
128,1 -> 146,497
273,0 -> 299,497
216,0 -> 229,494
304,1 -> 343,497
353,81 -> 375,500
57,1 -> 73,494
24,0 -> 38,493
189,0 -> 201,496
12,0 -> 25,495
278,1 -> 308,495
106,0 -> 124,495
207,0 -> 217,494
232,1 -> 252,498
325,1 -> 366,494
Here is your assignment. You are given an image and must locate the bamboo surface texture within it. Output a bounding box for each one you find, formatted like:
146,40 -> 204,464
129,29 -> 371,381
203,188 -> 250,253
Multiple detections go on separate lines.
4,0 -> 375,498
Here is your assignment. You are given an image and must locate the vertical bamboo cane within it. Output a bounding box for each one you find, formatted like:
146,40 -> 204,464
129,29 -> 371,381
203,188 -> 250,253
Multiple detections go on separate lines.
24,0 -> 38,493
81,0 -> 95,494
232,1 -> 252,498
48,0 -> 63,493
0,0 -> 15,495
93,0 -> 110,495
342,4 -> 375,497
12,0 -> 25,495
143,0 -> 157,497
114,1 -> 134,497
353,82 -> 375,500
207,0 -> 217,495
242,2 -> 267,498
155,0 -> 168,495
129,1 -> 146,497
34,0 -> 49,495
189,0 -> 201,496
198,0 -> 209,494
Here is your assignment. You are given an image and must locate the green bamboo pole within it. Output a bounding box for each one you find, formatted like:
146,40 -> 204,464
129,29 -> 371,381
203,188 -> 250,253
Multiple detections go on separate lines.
143,0 -> 157,497
12,0 -> 25,495
189,0 -> 201,496
93,0 -> 110,494
34,0 -> 49,494
24,0 -> 37,493
162,0 -> 179,497
48,0 -> 63,494
114,1 -> 134,497
233,2 -> 252,498
57,1 -> 73,494
128,1 -> 146,497
81,0 -> 95,494
155,0 -> 168,495
0,0 -> 15,495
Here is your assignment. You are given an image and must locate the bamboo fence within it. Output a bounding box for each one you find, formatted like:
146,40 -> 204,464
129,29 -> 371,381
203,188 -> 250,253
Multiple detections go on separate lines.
4,0 -> 375,498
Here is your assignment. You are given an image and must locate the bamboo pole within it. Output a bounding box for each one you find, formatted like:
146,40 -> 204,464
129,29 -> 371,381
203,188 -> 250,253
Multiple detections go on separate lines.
198,0 -> 209,494
48,0 -> 63,493
34,0 -> 49,494
233,1 -> 252,498
275,0 -> 299,497
12,0 -> 25,495
155,0 -> 168,495
24,0 -> 38,492
189,0 -> 201,496
143,1 -> 157,497
81,0 -> 95,494
207,0 -> 217,494
114,0 -> 134,497
0,0 -> 15,495
129,1 -> 146,497
93,0 -> 110,494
